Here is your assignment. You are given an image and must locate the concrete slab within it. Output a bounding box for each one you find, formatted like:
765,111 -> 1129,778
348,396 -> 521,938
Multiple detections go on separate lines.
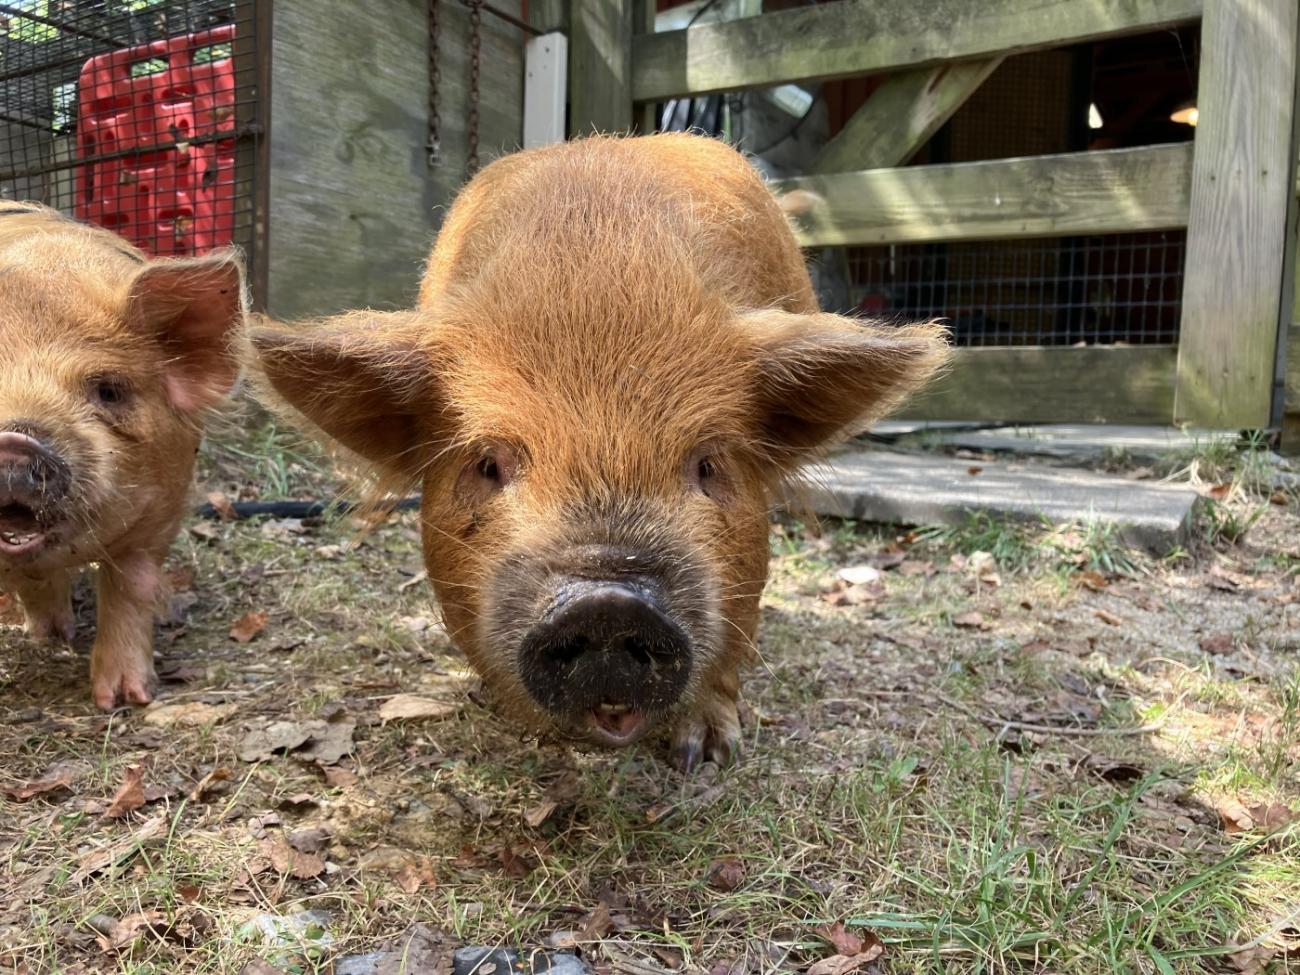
892,424 -> 1238,463
798,448 -> 1202,552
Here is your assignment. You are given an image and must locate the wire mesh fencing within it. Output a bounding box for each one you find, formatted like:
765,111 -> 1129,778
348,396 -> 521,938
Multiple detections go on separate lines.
845,232 -> 1187,347
0,0 -> 261,266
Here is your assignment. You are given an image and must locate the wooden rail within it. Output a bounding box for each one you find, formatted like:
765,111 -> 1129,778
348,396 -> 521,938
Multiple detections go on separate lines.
900,347 -> 1177,424
775,144 -> 1192,248
631,0 -> 1202,101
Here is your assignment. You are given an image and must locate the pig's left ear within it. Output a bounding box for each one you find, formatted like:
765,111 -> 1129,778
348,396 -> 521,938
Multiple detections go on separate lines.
745,309 -> 950,468
125,250 -> 245,413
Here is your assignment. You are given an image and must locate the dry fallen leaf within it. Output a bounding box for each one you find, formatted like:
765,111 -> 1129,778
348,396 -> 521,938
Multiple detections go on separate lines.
1,761 -> 84,801
206,491 -> 237,521
70,814 -> 166,884
144,701 -> 237,728
239,720 -> 315,762
705,857 -> 745,892
265,834 -> 325,879
523,799 -> 559,828
497,844 -> 534,879
1218,798 -> 1256,834
1199,632 -> 1235,655
103,764 -> 147,819
189,766 -> 232,802
953,611 -> 987,629
1093,608 -> 1123,626
229,610 -> 269,643
1078,570 -> 1109,591
806,946 -> 884,975
1248,802 -> 1295,831
188,521 -> 220,542
578,902 -> 615,942
394,856 -> 437,894
93,910 -> 165,951
378,694 -> 460,723
806,925 -> 885,975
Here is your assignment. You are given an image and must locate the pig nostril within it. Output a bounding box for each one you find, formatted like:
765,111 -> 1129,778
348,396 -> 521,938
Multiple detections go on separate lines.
551,635 -> 591,665
618,637 -> 654,667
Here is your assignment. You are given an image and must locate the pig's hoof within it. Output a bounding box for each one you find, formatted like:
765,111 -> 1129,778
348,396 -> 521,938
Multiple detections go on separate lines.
91,665 -> 156,711
671,703 -> 741,773
25,610 -> 75,644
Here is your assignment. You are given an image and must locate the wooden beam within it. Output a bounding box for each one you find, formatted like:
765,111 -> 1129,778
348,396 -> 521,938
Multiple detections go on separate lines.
632,0 -> 656,134
631,0 -> 1201,102
812,59 -> 1003,174
898,346 -> 1177,424
1175,0 -> 1300,429
569,0 -> 633,135
1287,323 -> 1299,414
775,143 -> 1192,248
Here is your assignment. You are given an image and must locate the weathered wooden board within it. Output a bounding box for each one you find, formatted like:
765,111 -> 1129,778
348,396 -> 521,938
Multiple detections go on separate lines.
631,0 -> 1202,101
267,0 -> 525,320
1175,0 -> 1300,428
775,143 -> 1192,248
811,59 -> 1003,174
898,346 -> 1177,424
569,0 -> 633,135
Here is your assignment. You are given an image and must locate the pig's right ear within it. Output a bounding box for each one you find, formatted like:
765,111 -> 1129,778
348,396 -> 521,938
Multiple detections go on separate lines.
250,316 -> 441,482
746,309 -> 951,469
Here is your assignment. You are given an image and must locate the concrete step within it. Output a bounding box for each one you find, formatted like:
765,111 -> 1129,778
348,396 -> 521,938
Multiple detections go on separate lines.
870,422 -> 1237,464
798,448 -> 1202,552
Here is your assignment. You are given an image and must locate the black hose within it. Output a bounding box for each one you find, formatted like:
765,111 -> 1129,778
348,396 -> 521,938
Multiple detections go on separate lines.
193,497 -> 421,521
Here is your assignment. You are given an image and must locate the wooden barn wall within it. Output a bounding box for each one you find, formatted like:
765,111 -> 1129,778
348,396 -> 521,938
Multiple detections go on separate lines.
266,0 -> 525,319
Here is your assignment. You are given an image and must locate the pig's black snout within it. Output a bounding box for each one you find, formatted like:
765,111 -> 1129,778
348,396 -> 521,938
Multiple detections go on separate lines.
518,581 -> 692,720
0,424 -> 71,511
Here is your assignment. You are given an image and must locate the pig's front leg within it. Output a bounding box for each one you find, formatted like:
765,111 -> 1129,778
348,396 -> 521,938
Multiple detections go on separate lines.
90,554 -> 161,710
12,570 -> 76,643
672,666 -> 742,772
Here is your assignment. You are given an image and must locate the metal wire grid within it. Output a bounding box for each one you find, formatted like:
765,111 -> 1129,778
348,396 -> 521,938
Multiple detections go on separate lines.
0,0 -> 260,270
846,232 -> 1187,347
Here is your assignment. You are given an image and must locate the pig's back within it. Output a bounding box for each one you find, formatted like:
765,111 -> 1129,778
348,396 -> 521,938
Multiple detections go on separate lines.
420,134 -> 816,314
0,202 -> 143,285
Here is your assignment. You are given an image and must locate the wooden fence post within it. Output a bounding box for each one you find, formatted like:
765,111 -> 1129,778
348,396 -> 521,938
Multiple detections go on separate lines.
1175,0 -> 1300,429
569,0 -> 634,135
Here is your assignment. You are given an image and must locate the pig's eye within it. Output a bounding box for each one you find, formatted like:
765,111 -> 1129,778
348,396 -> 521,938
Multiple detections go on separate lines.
88,375 -> 131,411
459,444 -> 519,503
686,445 -> 730,502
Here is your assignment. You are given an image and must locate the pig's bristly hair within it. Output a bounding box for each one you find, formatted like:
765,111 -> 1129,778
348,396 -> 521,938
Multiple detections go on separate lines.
249,133 -> 951,749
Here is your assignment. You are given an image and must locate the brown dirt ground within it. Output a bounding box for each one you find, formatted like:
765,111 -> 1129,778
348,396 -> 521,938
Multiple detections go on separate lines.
0,416 -> 1297,975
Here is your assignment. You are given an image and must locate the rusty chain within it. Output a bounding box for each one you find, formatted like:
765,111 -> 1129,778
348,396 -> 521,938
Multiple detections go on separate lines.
466,0 -> 482,178
426,0 -> 441,167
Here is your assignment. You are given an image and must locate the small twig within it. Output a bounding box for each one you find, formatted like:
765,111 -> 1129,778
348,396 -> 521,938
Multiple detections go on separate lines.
934,693 -> 1163,738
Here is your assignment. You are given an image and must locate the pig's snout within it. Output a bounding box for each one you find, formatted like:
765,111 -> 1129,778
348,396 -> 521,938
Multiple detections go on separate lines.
518,580 -> 692,746
0,425 -> 72,556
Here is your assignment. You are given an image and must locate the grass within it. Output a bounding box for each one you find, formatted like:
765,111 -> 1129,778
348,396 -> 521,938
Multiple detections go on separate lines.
1,417 -> 1299,974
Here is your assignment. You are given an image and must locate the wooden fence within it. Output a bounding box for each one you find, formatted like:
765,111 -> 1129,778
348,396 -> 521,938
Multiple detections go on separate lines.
569,0 -> 1300,431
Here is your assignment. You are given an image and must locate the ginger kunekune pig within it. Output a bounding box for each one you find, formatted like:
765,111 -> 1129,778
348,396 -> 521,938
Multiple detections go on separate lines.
0,203 -> 243,709
252,134 -> 948,770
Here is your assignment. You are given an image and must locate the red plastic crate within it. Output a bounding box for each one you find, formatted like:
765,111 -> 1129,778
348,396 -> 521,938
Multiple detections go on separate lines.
75,25 -> 237,257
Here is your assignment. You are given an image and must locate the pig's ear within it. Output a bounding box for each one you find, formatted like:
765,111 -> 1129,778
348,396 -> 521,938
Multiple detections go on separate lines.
125,250 -> 245,413
249,315 -> 438,482
745,309 -> 950,467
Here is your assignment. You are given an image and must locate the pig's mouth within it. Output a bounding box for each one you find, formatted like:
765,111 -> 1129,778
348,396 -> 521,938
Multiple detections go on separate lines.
586,702 -> 650,745
0,502 -> 46,556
